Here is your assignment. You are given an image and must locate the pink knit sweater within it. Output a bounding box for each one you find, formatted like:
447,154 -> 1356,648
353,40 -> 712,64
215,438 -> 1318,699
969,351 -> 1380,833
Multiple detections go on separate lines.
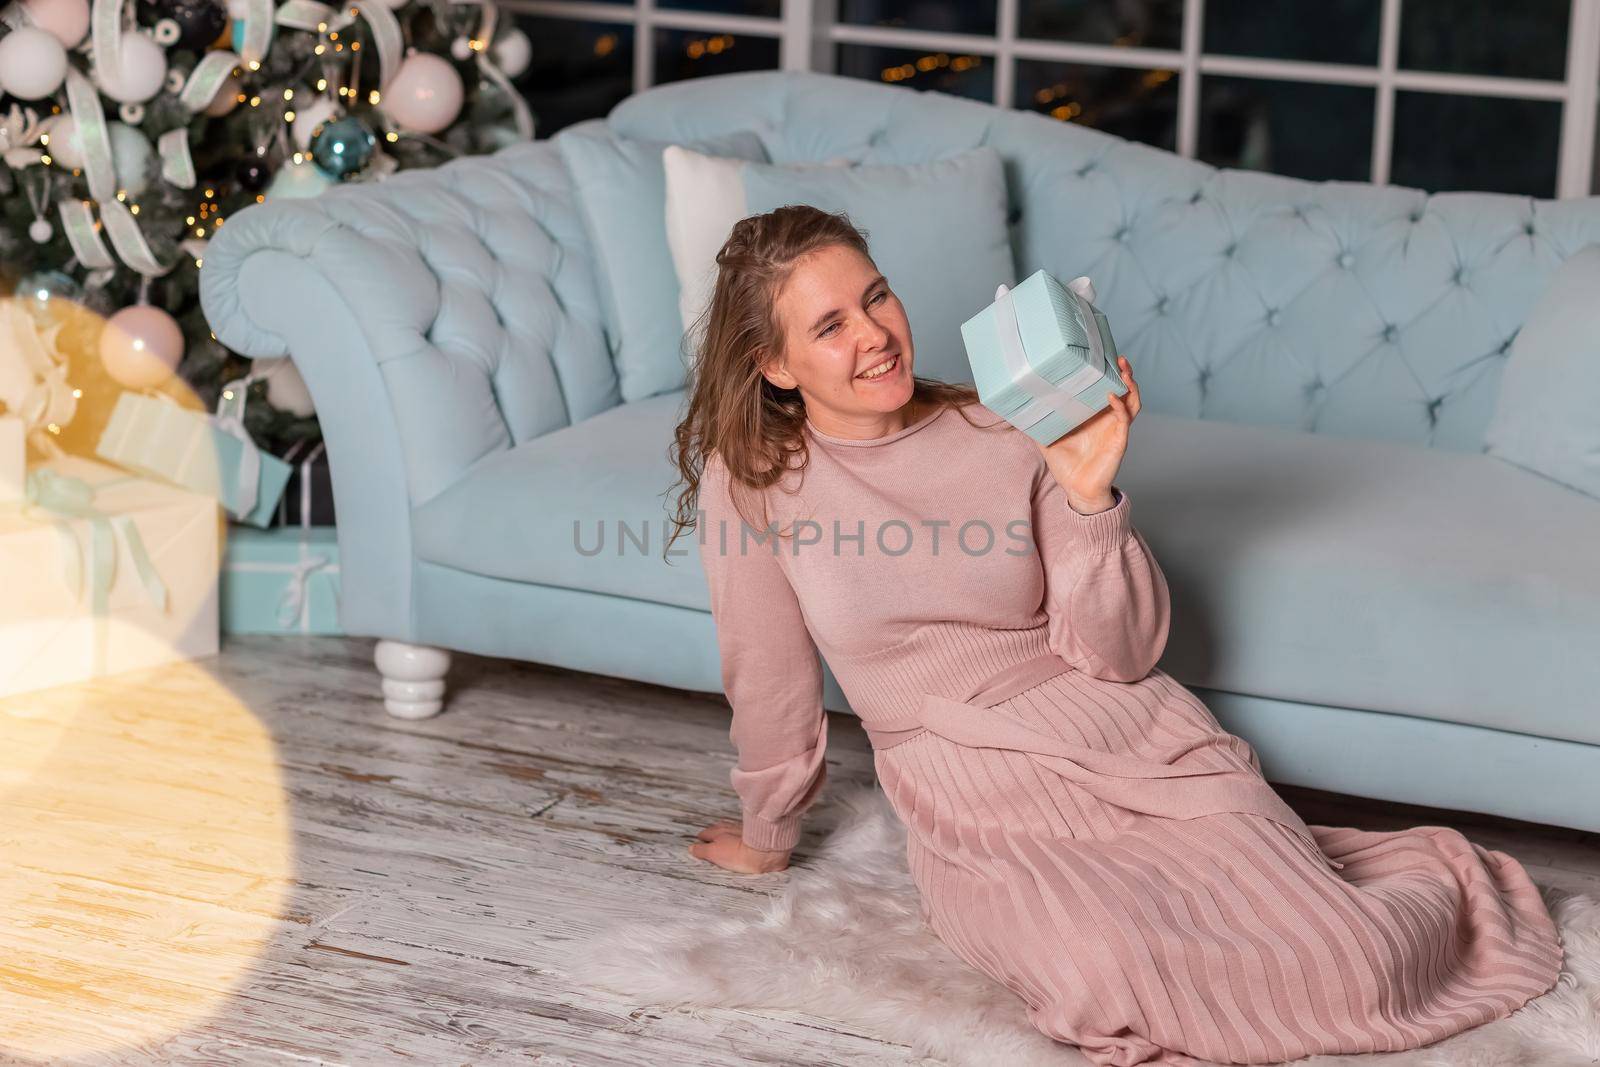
696,400 -> 1169,851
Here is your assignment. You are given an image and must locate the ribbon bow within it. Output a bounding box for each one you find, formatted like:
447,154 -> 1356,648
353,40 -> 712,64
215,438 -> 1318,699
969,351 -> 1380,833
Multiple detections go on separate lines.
276,549 -> 339,631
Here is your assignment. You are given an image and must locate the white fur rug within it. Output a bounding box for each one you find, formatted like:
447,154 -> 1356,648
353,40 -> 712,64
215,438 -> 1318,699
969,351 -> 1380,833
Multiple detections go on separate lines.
568,783 -> 1600,1067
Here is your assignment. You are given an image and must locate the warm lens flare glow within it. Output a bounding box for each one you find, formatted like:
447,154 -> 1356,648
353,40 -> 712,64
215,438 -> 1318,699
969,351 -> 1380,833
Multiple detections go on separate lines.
0,645 -> 292,1060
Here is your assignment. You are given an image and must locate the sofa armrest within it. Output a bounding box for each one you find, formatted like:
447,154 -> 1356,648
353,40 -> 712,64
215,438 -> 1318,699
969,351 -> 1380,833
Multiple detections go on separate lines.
199,143 -> 618,640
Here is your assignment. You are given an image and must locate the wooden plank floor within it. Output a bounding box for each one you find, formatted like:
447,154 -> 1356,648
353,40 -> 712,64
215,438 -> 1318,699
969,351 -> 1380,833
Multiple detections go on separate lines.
3,634 -> 1597,1066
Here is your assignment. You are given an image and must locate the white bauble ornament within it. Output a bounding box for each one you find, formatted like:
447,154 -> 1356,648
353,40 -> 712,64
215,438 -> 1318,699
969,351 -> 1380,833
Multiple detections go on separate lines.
29,218 -> 53,243
264,158 -> 332,200
382,53 -> 463,135
493,27 -> 531,78
95,31 -> 167,103
449,35 -> 471,61
99,305 -> 184,389
20,0 -> 89,47
43,114 -> 83,169
291,95 -> 340,149
107,122 -> 152,195
0,27 -> 67,99
259,356 -> 315,417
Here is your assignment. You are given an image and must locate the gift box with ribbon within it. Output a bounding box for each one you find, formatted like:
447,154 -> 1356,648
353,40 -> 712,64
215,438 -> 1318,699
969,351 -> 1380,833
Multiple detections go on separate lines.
959,268 -> 1130,446
94,374 -> 292,528
221,526 -> 343,635
0,454 -> 220,698
275,439 -> 336,528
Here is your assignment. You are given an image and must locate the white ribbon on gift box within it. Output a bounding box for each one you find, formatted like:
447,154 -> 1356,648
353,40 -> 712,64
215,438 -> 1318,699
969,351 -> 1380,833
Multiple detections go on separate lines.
992,277 -> 1113,436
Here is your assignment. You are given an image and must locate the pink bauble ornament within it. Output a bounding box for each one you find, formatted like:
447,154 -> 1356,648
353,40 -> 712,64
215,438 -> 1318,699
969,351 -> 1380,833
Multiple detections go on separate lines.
100,305 -> 184,389
20,0 -> 89,47
0,26 -> 67,98
95,31 -> 167,103
382,53 -> 463,135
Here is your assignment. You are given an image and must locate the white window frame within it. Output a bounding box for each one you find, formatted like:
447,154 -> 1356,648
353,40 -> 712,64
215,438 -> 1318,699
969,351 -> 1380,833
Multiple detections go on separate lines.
508,0 -> 1600,197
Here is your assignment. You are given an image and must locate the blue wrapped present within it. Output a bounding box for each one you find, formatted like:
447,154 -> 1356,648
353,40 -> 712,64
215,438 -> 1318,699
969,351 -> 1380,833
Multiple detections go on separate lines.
95,378 -> 292,528
959,268 -> 1129,446
221,526 -> 342,634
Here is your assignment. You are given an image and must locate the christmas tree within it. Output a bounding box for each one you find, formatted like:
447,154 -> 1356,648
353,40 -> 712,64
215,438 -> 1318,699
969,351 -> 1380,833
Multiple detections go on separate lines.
0,0 -> 534,459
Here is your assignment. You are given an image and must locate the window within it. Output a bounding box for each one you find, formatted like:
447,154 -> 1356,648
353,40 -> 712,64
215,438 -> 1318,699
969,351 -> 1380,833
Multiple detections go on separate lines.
508,0 -> 1600,198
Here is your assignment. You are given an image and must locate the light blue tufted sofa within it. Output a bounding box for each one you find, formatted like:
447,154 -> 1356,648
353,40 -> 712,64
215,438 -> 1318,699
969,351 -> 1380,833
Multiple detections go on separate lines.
201,70 -> 1600,833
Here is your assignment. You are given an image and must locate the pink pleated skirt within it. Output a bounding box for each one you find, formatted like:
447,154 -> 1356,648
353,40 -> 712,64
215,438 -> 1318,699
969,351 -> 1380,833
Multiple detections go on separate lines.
869,658 -> 1565,1066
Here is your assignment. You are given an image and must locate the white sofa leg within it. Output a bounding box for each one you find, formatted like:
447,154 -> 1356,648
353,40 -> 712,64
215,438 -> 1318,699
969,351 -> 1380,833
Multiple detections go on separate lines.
374,640 -> 451,719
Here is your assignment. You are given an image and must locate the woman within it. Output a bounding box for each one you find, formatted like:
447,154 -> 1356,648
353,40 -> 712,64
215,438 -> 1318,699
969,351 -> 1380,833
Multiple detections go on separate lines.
667,205 -> 1563,1066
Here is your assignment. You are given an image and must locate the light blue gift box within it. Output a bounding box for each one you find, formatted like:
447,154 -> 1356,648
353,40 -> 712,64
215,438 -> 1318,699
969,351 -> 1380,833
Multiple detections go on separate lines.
220,526 -> 343,634
959,268 -> 1130,446
95,390 -> 292,528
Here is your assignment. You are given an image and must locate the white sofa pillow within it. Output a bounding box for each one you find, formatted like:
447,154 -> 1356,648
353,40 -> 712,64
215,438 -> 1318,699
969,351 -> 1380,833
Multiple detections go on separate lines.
663,147 -> 853,345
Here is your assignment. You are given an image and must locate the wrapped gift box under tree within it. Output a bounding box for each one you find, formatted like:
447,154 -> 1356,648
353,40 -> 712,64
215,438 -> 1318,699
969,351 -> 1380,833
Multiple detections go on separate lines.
95,388 -> 292,529
0,454 -> 221,698
221,525 -> 343,635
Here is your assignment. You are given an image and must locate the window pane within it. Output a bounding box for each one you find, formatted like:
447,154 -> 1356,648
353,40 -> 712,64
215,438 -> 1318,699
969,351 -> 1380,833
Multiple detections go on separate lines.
659,0 -> 780,15
1017,0 -> 1182,50
1392,92 -> 1559,197
1204,0 -> 1380,66
834,44 -> 994,102
512,17 -> 634,138
1400,0 -> 1568,81
839,0 -> 996,36
652,28 -> 779,86
1198,76 -> 1373,181
1014,61 -> 1178,151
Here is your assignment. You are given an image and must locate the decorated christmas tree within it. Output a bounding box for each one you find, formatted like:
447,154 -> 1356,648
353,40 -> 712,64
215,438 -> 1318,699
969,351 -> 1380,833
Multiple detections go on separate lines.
0,0 -> 535,460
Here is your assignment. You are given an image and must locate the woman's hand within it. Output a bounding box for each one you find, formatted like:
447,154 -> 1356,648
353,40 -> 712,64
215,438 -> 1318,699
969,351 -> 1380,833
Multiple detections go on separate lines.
1034,355 -> 1142,512
688,819 -> 793,873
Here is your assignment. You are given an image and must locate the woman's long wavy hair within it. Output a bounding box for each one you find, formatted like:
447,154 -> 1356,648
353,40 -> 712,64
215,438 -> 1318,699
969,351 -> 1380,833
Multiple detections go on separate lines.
664,204 -> 995,558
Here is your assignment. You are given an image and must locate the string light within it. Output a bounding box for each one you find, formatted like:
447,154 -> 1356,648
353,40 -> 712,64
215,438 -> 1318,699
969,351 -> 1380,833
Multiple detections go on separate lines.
368,90 -> 380,104
283,88 -> 294,100
316,78 -> 327,90
285,110 -> 296,121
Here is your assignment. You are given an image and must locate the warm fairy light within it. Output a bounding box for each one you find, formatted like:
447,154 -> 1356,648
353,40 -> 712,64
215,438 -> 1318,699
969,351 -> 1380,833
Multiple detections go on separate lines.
283,88 -> 294,100
39,154 -> 50,164
46,422 -> 60,433
284,110 -> 296,121
195,227 -> 205,236
116,190 -> 126,201
349,41 -> 359,51
292,152 -> 303,164
254,194 -> 264,202
39,133 -> 48,145
368,90 -> 379,104
222,389 -> 234,401
71,389 -> 81,398
194,257 -> 203,268
204,188 -> 214,197
314,44 -> 324,54
316,78 -> 327,90
129,204 -> 139,215
333,42 -> 342,51
385,131 -> 397,141
186,215 -> 195,225
317,20 -> 327,30
250,95 -> 261,106
328,30 -> 337,39
248,60 -> 260,70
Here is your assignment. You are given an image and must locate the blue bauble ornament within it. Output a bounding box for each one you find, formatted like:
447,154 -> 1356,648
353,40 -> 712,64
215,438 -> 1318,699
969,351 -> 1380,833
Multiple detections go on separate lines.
16,269 -> 83,323
309,114 -> 376,179
265,159 -> 334,200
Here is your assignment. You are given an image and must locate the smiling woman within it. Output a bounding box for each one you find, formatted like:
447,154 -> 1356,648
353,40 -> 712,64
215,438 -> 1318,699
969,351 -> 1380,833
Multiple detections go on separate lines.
658,203 -> 1565,1066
